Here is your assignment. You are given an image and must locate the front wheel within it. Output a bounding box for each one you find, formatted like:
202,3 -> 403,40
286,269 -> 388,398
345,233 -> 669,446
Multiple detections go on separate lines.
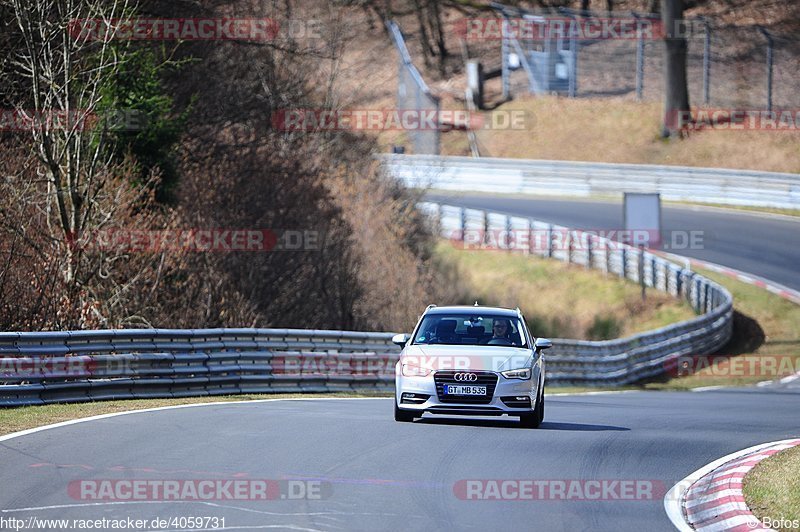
395,401 -> 416,422
519,386 -> 544,428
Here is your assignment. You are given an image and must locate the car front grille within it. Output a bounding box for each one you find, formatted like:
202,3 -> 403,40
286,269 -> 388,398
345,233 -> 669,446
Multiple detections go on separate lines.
434,370 -> 498,404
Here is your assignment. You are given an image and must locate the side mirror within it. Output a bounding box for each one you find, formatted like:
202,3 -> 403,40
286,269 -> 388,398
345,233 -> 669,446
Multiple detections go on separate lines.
392,333 -> 410,348
535,338 -> 552,350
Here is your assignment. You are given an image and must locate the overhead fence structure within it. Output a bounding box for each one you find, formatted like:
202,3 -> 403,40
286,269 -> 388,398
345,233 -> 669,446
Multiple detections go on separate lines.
386,20 -> 441,155
484,3 -> 800,110
0,208 -> 732,406
381,154 -> 800,210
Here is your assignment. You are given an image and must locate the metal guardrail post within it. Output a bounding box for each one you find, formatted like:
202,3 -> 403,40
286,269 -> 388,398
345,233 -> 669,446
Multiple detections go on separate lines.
651,257 -> 657,288
460,207 -> 467,243
528,219 -> 535,255
586,234 -> 593,269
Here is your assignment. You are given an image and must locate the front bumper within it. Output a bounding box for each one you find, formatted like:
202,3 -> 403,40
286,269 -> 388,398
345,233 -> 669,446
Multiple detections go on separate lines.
396,368 -> 541,417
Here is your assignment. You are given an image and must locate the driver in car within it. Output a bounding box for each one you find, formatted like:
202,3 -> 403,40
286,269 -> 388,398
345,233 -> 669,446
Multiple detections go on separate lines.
484,318 -> 510,344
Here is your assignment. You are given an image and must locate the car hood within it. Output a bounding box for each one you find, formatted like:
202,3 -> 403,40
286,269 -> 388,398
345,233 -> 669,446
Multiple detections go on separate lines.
400,344 -> 533,372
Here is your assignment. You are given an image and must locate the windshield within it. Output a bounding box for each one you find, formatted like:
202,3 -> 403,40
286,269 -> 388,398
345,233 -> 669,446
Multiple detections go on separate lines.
412,313 -> 528,347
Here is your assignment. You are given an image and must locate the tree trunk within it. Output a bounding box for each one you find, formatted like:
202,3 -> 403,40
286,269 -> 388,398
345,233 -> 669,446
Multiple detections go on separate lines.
580,0 -> 590,13
661,0 -> 691,137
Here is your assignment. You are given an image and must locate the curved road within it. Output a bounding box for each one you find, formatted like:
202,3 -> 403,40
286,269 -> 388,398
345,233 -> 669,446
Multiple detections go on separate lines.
2,393 -> 799,531
427,193 -> 800,292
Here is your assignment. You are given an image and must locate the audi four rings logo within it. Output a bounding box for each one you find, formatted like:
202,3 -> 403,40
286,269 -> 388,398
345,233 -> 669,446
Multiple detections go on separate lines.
454,373 -> 478,382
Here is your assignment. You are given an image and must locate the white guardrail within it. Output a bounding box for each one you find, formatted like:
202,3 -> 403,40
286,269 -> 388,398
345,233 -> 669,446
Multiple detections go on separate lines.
381,154 -> 800,209
0,202 -> 733,406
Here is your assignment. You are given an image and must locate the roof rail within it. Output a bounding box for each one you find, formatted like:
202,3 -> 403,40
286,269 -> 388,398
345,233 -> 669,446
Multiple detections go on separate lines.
425,304 -> 437,311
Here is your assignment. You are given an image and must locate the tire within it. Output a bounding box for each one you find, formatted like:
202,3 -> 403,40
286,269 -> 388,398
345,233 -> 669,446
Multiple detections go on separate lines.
519,384 -> 544,429
395,401 -> 416,422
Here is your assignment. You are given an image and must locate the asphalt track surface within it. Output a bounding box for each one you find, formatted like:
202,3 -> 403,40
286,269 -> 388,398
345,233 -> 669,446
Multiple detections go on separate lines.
2,391 -> 800,532
425,193 -> 800,292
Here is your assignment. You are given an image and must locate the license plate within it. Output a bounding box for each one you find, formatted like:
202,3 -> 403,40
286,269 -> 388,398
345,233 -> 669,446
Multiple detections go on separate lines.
444,385 -> 487,396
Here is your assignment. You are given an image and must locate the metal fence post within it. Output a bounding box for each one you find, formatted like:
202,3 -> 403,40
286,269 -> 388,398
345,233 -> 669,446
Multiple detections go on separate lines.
502,19 -> 511,100
759,27 -> 774,112
703,19 -> 711,105
460,207 -> 466,243
635,15 -> 645,100
547,224 -> 554,258
620,248 -> 627,278
569,16 -> 578,98
483,211 -> 490,245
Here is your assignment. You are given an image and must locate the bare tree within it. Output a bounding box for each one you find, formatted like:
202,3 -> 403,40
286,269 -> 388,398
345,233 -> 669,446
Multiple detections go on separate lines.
661,0 -> 691,137
6,0 -> 133,284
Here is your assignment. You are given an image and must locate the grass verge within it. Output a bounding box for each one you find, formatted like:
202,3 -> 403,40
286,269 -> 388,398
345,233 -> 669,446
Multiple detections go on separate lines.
743,444 -> 800,529
643,266 -> 800,390
435,240 -> 696,340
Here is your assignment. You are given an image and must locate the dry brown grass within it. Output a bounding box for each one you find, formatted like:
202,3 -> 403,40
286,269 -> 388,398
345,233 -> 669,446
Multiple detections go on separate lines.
442,96 -> 800,174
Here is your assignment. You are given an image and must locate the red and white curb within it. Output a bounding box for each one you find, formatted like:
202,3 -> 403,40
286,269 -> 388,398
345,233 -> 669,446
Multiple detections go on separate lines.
664,439 -> 800,531
658,251 -> 800,306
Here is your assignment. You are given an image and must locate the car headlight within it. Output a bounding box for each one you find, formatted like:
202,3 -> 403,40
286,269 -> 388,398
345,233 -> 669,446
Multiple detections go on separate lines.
501,368 -> 531,380
402,364 -> 432,377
